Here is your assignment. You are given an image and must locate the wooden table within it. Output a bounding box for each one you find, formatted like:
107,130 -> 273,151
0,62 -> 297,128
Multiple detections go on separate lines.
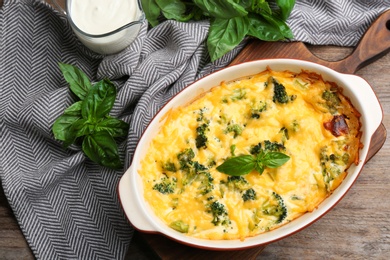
1,1 -> 390,259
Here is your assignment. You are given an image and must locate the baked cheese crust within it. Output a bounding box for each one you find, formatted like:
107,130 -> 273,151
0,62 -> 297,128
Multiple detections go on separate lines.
138,67 -> 362,240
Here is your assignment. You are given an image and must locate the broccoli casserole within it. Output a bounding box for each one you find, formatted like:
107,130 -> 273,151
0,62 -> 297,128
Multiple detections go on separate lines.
138,67 -> 362,240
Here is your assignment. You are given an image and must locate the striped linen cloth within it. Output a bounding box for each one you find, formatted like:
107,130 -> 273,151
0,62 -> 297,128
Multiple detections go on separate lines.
0,0 -> 389,259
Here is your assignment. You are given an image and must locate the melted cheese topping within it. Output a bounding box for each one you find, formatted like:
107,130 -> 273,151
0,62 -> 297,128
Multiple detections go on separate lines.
138,68 -> 362,240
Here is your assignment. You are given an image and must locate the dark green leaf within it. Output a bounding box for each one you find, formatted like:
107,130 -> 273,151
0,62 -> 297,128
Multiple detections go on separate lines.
156,0 -> 192,22
141,0 -> 162,27
249,0 -> 272,15
261,152 -> 290,168
95,117 -> 129,137
81,79 -> 116,120
275,0 -> 296,21
254,162 -> 265,175
207,16 -> 250,61
247,13 -> 285,41
260,11 -> 293,39
193,0 -> 248,19
52,101 -> 82,141
62,118 -> 93,148
59,63 -> 92,100
82,131 -> 122,169
216,155 -> 255,176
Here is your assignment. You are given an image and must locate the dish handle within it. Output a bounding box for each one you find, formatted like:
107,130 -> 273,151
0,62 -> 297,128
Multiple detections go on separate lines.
342,74 -> 383,135
118,166 -> 156,232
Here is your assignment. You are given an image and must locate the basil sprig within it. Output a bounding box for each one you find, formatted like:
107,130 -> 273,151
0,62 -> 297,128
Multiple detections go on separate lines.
52,63 -> 129,169
216,150 -> 290,176
141,0 -> 295,61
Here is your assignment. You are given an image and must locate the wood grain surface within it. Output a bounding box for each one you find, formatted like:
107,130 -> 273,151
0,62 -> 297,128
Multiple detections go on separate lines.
1,1 -> 390,259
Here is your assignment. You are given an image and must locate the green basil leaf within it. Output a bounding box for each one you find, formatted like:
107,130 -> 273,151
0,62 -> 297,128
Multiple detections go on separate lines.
193,0 -> 248,19
81,79 -> 116,120
82,131 -> 122,169
262,152 -> 290,168
254,162 -> 265,175
156,0 -> 192,22
247,13 -> 285,41
59,63 -> 92,100
62,118 -> 94,148
52,101 -> 82,141
95,117 -> 129,137
249,0 -> 272,15
275,0 -> 296,21
141,0 -> 161,27
207,16 -> 250,61
260,11 -> 293,39
216,155 -> 255,176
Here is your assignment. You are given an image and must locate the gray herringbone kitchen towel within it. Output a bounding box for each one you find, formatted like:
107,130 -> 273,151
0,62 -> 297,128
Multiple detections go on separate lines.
0,0 -> 389,259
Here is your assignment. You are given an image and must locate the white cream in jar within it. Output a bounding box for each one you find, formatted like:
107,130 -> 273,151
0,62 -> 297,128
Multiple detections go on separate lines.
67,0 -> 144,54
70,0 -> 139,35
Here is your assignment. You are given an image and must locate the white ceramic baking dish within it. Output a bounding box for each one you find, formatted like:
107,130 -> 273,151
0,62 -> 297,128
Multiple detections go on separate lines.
118,59 -> 383,250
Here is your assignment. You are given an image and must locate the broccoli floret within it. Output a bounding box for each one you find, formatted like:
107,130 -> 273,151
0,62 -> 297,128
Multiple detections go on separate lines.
251,113 -> 261,119
262,192 -> 287,223
181,161 -> 205,186
226,176 -> 250,191
272,78 -> 296,104
193,161 -> 207,173
230,88 -> 246,101
153,177 -> 177,194
290,119 -> 299,132
169,220 -> 189,233
230,144 -> 236,156
319,147 -> 345,191
250,140 -> 285,155
263,140 -> 285,152
322,90 -> 341,114
242,188 -> 257,202
180,160 -> 214,195
225,123 -> 243,138
177,148 -> 195,170
208,201 -> 230,226
196,123 -> 209,149
161,161 -> 176,172
279,127 -> 289,144
251,100 -> 267,119
198,171 -> 214,195
273,79 -> 289,104
250,143 -> 262,155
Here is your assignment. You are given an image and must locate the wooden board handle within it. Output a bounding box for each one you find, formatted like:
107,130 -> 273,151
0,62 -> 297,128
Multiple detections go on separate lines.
332,9 -> 390,73
230,10 -> 390,74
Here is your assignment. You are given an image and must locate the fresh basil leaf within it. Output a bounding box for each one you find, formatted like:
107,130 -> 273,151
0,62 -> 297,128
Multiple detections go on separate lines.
254,162 -> 265,175
81,79 -> 116,121
141,0 -> 161,27
193,0 -> 248,19
260,11 -> 293,39
249,0 -> 272,15
156,0 -> 192,22
275,0 -> 295,21
63,118 -> 99,148
52,101 -> 82,141
247,13 -> 285,41
216,155 -> 255,176
58,63 -> 92,100
95,117 -> 129,137
262,152 -> 290,168
82,131 -> 122,169
207,16 -> 249,61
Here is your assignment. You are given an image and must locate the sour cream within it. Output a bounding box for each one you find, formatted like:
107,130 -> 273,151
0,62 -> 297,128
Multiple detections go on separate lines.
66,0 -> 144,54
70,0 -> 139,35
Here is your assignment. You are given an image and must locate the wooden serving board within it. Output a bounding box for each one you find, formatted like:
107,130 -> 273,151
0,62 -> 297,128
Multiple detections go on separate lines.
139,10 -> 390,259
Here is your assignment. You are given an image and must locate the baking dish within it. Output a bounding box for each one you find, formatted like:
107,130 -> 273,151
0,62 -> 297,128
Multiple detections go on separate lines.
118,59 -> 383,250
